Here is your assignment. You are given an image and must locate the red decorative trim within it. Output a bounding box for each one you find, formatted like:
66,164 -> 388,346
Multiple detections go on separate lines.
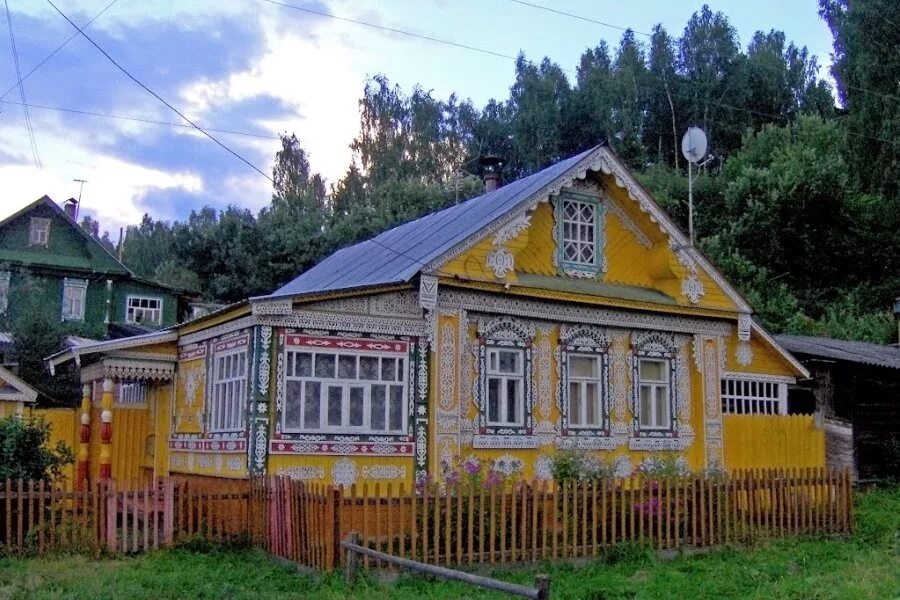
178,344 -> 207,361
76,462 -> 88,489
99,463 -> 111,480
285,334 -> 408,354
168,438 -> 247,453
269,440 -> 413,456
214,335 -> 249,354
100,422 -> 111,443
79,423 -> 90,443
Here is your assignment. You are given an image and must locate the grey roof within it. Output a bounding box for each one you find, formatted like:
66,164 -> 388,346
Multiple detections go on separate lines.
265,145 -> 602,298
774,334 -> 900,370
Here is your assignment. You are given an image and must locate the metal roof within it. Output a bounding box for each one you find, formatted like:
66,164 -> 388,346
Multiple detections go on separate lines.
265,145 -> 602,298
774,334 -> 900,371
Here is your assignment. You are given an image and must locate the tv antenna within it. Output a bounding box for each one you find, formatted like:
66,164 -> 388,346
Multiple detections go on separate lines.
680,127 -> 710,245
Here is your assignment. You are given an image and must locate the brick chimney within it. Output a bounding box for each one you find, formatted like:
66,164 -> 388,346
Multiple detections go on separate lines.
480,154 -> 505,193
64,198 -> 78,220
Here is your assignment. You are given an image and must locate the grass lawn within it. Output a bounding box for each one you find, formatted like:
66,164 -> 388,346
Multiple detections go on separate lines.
0,487 -> 897,600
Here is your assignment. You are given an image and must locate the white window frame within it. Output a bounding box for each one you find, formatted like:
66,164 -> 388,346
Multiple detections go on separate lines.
208,346 -> 249,434
485,347 -> 525,428
126,295 -> 163,325
116,380 -> 148,406
61,278 -> 87,321
637,358 -> 672,431
282,349 -> 408,435
0,271 -> 9,315
566,353 -> 604,429
721,377 -> 787,415
29,217 -> 50,246
560,197 -> 598,270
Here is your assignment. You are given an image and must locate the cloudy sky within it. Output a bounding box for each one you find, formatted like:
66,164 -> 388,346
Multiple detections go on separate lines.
0,0 -> 834,234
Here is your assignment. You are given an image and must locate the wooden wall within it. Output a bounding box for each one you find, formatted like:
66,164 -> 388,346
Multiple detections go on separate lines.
723,414 -> 825,470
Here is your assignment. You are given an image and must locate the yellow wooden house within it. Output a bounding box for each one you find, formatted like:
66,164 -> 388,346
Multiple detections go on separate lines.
46,145 -> 823,489
0,365 -> 38,418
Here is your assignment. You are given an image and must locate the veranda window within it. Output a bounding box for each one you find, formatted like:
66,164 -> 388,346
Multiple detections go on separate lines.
721,378 -> 786,415
637,358 -> 671,430
209,348 -> 248,433
282,350 -> 407,434
567,354 -> 603,428
486,348 -> 524,427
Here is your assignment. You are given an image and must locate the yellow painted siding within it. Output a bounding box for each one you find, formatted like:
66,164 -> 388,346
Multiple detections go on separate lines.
724,330 -> 798,377
0,400 -> 24,418
31,407 -> 77,486
516,202 -> 556,276
604,210 -> 656,287
723,414 -> 825,470
110,406 -> 150,483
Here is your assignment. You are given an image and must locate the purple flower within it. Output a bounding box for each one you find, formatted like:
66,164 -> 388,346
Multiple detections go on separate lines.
464,461 -> 480,476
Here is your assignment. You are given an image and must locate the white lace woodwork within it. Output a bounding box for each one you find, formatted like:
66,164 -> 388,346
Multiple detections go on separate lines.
485,214 -> 531,280
436,312 -> 462,468
535,326 -> 555,446
419,276 -> 438,311
700,336 -> 725,469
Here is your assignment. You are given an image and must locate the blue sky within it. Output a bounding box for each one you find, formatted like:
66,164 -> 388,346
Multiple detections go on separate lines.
0,0 -> 835,233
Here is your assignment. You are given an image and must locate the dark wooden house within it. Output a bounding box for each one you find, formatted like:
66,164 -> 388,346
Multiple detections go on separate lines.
776,334 -> 900,481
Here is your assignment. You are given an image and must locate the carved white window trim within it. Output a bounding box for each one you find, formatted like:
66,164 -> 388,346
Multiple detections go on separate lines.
557,325 -> 611,439
474,317 -> 535,438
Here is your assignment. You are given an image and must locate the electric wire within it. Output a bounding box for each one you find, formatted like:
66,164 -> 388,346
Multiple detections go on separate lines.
4,0 -> 41,168
46,0 -> 273,183
0,0 -> 120,101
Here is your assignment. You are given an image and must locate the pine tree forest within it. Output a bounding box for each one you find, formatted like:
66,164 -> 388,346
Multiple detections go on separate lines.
118,2 -> 900,344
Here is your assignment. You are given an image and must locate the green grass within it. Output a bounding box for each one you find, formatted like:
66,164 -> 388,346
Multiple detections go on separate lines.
1,488 -> 898,599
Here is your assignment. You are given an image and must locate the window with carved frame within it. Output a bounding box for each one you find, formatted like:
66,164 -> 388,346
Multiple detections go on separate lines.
208,336 -> 250,434
474,317 -> 535,441
630,332 -> 678,438
555,191 -> 606,277
558,325 -> 611,439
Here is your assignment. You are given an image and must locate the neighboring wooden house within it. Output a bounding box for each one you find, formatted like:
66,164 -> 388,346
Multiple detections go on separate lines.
46,145 -> 823,489
0,196 -> 186,339
776,334 -> 900,481
0,364 -> 37,418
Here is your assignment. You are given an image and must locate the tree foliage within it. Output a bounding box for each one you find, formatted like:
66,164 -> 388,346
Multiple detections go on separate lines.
116,4 -> 898,344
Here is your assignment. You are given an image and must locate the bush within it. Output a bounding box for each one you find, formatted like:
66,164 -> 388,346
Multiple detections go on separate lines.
0,416 -> 74,482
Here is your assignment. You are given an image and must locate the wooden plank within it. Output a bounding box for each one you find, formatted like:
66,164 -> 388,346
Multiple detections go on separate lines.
16,479 -> 23,552
638,477 -> 645,545
510,483 -> 517,562
479,481 -> 486,564
521,482 -> 528,564
4,480 -> 10,553
489,484 -> 496,564
619,478 -> 626,545
560,482 -> 568,558
591,480 -> 598,557
551,482 -> 557,560
469,481 -> 475,565
531,482 -> 538,563
444,484 -> 452,566
580,480 -> 588,558
601,479 -> 608,548
540,481 -> 548,561
629,478 -> 636,545
500,485 -> 507,563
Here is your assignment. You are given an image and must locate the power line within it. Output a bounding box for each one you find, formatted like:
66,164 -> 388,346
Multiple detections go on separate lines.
506,0 -> 650,37
0,0 -> 120,102
4,0 -> 41,169
257,0 -> 518,62
846,84 -> 900,104
46,0 -> 273,183
0,98 -> 281,140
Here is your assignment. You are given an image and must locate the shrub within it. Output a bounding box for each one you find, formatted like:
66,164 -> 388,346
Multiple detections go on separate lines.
0,416 -> 74,482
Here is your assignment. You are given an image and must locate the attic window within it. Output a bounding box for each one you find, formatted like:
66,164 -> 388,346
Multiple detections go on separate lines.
126,296 -> 163,325
556,193 -> 605,276
29,218 -> 50,246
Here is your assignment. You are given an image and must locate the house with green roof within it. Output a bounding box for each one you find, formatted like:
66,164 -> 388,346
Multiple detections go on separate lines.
0,196 -> 187,345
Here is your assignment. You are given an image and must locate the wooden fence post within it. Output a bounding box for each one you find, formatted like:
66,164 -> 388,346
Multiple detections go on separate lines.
163,478 -> 175,547
105,480 -> 117,551
345,532 -> 360,585
535,574 -> 551,600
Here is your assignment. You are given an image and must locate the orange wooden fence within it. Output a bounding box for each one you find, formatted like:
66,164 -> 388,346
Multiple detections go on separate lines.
0,468 -> 853,572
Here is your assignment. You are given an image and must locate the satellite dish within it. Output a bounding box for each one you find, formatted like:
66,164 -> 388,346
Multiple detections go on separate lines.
681,127 -> 708,164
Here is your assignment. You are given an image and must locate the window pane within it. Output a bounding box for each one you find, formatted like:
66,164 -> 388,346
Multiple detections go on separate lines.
586,382 -> 598,425
360,356 -> 379,380
639,360 -> 665,382
498,351 -> 519,374
371,385 -> 386,430
327,385 -> 342,426
487,378 -> 500,422
304,382 -> 321,428
315,353 -> 335,378
284,381 -> 303,429
506,379 -> 519,424
349,387 -> 364,426
389,386 -> 403,430
639,385 -> 652,427
338,355 -> 357,379
295,353 -> 312,377
380,358 -> 396,381
654,388 -> 668,425
489,351 -> 498,371
569,355 -> 596,378
569,381 -> 581,426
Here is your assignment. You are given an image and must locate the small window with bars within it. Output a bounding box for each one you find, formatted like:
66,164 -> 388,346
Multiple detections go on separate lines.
721,378 -> 786,415
560,197 -> 598,270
